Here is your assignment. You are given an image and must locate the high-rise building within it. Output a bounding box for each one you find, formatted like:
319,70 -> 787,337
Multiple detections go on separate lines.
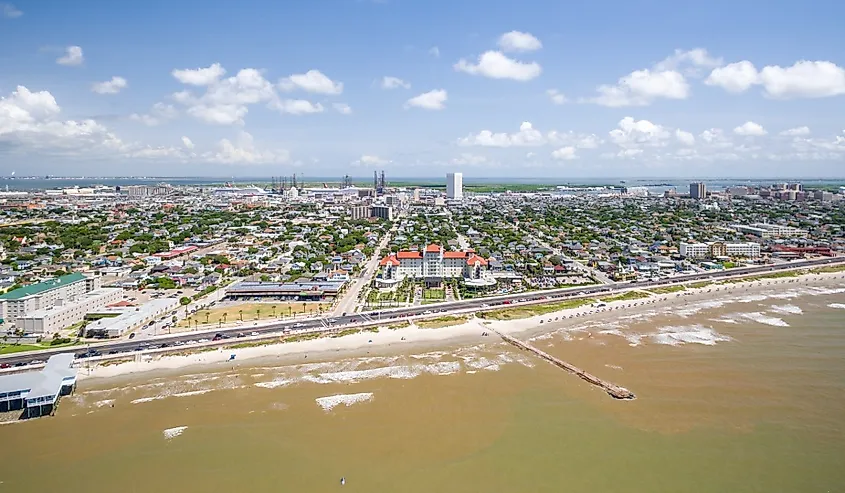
689,182 -> 706,200
446,172 -> 463,200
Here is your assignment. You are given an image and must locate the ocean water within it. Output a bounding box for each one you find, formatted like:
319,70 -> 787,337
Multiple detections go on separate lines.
0,289 -> 843,492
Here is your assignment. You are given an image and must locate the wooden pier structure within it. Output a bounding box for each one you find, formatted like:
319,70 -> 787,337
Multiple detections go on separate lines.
493,330 -> 636,400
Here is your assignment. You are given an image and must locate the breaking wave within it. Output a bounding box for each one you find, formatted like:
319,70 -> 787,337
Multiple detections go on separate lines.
315,392 -> 374,411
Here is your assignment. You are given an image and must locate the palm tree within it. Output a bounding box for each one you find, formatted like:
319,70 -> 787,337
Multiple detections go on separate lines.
302,302 -> 307,315
271,305 -> 277,318
288,306 -> 293,318
222,312 -> 228,324
238,309 -> 243,321
205,312 -> 210,324
256,308 -> 261,320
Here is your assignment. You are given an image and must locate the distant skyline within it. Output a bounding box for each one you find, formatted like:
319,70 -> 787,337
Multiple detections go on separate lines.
1,0 -> 844,177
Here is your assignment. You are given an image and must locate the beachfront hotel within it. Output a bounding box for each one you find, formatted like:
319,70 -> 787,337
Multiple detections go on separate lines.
376,244 -> 494,288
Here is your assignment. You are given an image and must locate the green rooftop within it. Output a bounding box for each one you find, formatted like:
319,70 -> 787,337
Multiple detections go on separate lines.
0,273 -> 87,301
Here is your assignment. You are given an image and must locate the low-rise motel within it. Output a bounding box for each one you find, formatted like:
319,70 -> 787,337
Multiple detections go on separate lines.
0,354 -> 77,419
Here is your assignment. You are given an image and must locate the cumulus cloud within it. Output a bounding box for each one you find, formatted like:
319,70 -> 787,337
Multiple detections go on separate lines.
780,126 -> 810,136
279,69 -> 343,95
405,89 -> 447,110
675,129 -> 696,146
381,76 -> 410,90
181,136 -> 194,149
451,153 -> 487,165
551,146 -> 578,160
497,31 -> 542,52
733,121 -> 767,136
130,102 -> 178,126
609,117 -> 671,148
56,46 -> 84,66
1,3 -> 22,18
428,46 -> 440,58
706,60 -> 845,99
207,131 -> 289,164
271,99 -> 325,115
352,155 -> 388,166
654,48 -> 723,74
91,76 -> 128,95
458,121 -> 544,147
332,102 -> 352,115
586,69 -> 689,107
546,89 -> 567,105
454,51 -> 541,81
172,63 -> 226,86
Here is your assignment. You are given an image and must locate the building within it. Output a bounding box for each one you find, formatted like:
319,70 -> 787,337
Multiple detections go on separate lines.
0,273 -> 100,325
125,184 -> 172,197
680,241 -> 761,259
16,288 -> 124,334
371,204 -> 394,221
349,205 -> 370,220
446,173 -> 463,200
85,298 -> 180,338
689,182 -> 707,200
622,187 -> 649,197
226,280 -> 345,301
0,354 -> 77,418
733,223 -> 808,239
378,244 -> 493,288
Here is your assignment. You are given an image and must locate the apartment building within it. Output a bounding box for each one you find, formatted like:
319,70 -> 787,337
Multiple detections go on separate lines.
733,223 -> 808,239
680,241 -> 761,259
0,273 -> 100,325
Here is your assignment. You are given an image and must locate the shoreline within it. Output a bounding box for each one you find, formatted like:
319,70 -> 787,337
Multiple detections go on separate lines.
75,270 -> 845,384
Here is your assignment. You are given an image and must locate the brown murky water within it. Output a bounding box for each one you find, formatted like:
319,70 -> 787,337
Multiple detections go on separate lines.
1,287 -> 843,493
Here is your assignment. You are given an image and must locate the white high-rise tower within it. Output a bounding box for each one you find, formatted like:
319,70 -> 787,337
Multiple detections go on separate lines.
446,172 -> 463,200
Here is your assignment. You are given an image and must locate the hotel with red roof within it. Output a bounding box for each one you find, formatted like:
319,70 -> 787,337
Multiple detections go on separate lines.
377,244 -> 494,288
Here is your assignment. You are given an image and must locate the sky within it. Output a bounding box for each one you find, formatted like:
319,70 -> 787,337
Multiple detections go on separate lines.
1,0 -> 844,178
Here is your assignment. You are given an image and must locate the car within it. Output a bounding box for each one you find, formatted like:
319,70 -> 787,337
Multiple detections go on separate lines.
350,318 -> 357,323
250,331 -> 259,336
293,323 -> 304,328
129,333 -> 136,339
0,363 -> 10,369
236,332 -> 245,338
198,338 -> 210,343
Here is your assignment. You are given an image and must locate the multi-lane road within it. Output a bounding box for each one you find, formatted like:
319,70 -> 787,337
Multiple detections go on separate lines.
1,256 -> 842,368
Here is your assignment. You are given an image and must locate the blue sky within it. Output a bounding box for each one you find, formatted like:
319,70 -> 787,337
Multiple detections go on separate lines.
1,0 -> 844,178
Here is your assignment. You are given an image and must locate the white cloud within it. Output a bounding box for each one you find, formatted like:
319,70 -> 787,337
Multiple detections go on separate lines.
551,146 -> 578,160
56,46 -> 84,66
675,129 -> 696,146
616,148 -> 644,158
546,89 -> 567,105
91,76 -> 128,95
405,89 -> 447,110
429,46 -> 440,58
780,126 -> 810,136
458,121 -> 545,147
733,121 -> 767,136
609,117 -> 670,148
332,102 -> 352,115
654,48 -> 723,74
1,3 -> 22,18
207,131 -> 289,165
759,61 -> 845,99
181,136 -> 195,149
706,60 -> 845,99
279,69 -> 343,95
704,61 -> 759,93
130,102 -> 178,126
497,31 -> 542,52
454,51 -> 541,81
352,154 -> 388,166
171,63 -> 226,86
587,69 -> 688,107
451,153 -> 487,165
381,76 -> 410,90
173,67 -> 276,125
271,99 -> 325,115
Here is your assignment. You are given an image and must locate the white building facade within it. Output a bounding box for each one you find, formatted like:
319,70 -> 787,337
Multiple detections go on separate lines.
446,173 -> 463,200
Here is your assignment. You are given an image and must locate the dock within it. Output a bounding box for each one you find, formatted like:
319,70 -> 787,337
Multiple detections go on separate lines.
493,330 -> 635,400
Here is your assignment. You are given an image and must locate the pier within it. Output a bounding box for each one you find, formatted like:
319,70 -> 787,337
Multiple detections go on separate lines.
493,330 -> 635,400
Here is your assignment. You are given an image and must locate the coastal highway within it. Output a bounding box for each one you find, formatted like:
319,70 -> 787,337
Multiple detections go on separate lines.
2,256 -> 843,367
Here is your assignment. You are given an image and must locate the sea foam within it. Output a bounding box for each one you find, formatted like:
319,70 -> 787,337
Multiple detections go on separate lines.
770,304 -> 803,315
163,426 -> 187,440
739,312 -> 789,327
315,392 -> 374,411
650,325 -> 732,346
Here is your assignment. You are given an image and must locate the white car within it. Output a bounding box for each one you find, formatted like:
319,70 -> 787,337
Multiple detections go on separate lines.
250,331 -> 259,336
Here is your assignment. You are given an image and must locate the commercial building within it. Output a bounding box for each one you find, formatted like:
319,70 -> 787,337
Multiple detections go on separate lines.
622,187 -> 649,197
0,354 -> 77,418
689,182 -> 707,200
0,273 -> 100,325
85,298 -> 181,338
371,204 -> 394,221
377,244 -> 493,288
733,223 -> 808,239
446,173 -> 463,200
680,241 -> 761,259
226,280 -> 345,301
16,288 -> 124,334
125,184 -> 172,197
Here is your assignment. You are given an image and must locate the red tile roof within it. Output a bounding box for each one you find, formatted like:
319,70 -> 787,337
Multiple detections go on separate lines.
425,244 -> 441,253
379,255 -> 400,266
443,251 -> 468,259
396,251 -> 423,259
466,254 -> 488,266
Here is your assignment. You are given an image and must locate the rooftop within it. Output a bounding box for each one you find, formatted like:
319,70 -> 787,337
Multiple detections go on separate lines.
0,273 -> 86,301
0,354 -> 76,402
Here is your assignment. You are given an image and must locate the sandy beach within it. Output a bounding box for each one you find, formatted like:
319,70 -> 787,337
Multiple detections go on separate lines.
75,270 -> 845,382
